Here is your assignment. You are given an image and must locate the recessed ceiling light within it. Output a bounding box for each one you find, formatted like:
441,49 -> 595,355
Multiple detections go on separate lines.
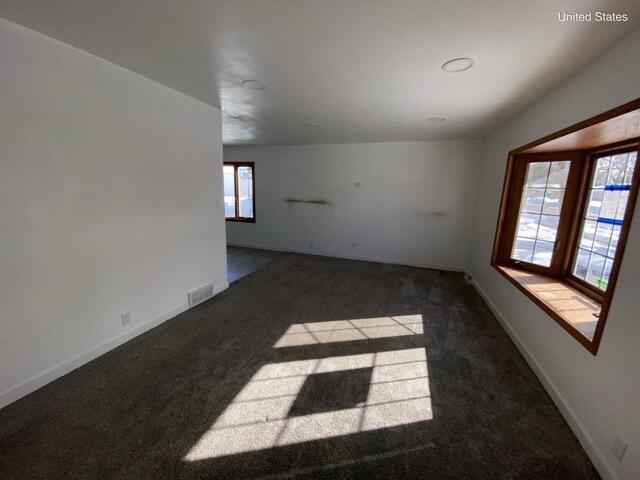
441,58 -> 474,73
427,116 -> 447,122
241,79 -> 266,90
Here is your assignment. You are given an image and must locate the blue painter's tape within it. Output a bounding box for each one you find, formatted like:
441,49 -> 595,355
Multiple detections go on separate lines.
597,217 -> 623,226
604,184 -> 631,191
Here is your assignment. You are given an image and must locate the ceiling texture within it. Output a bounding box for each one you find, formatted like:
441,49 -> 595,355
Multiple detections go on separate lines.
1,0 -> 639,145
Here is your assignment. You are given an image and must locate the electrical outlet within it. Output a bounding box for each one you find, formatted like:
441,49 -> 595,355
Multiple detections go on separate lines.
611,436 -> 628,463
121,312 -> 131,327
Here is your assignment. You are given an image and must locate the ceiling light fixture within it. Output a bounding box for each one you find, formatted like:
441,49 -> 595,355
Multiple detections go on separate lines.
241,79 -> 266,90
304,122 -> 324,129
441,58 -> 474,73
427,116 -> 447,122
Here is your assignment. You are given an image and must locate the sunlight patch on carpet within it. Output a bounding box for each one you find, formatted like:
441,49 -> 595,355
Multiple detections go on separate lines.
184,348 -> 431,460
273,315 -> 424,348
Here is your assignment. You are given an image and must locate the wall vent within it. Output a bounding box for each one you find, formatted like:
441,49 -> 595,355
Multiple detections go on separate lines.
188,283 -> 215,307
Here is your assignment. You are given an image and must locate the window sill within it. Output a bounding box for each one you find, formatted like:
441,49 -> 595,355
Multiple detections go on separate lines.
225,218 -> 256,223
493,264 -> 601,353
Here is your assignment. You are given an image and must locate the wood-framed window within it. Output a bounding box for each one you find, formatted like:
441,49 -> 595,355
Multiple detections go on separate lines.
492,99 -> 640,354
223,162 -> 255,222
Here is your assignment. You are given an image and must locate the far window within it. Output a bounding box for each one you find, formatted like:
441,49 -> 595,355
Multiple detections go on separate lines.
224,163 -> 255,222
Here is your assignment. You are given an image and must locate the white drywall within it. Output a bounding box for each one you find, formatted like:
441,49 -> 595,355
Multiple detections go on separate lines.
225,141 -> 481,271
0,19 -> 228,408
467,27 -> 640,480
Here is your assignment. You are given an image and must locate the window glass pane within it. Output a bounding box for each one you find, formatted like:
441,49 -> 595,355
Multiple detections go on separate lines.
599,190 -> 619,220
237,166 -> 254,218
608,225 -> 621,257
516,212 -> 540,239
547,161 -> 571,188
593,223 -> 613,256
586,253 -> 606,288
572,151 -> 637,291
223,165 -> 236,218
513,237 -> 534,263
511,160 -> 569,267
537,215 -> 559,242
585,189 -> 603,219
602,258 -> 614,288
525,162 -> 550,188
607,153 -> 628,185
577,219 -> 596,250
615,191 -> 629,221
521,188 -> 544,214
592,157 -> 610,187
532,241 -> 554,267
624,155 -> 636,183
573,249 -> 590,281
542,189 -> 564,215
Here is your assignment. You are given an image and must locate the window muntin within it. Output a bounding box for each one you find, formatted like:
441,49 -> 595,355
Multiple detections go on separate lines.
224,163 -> 255,222
511,160 -> 570,266
571,151 -> 637,290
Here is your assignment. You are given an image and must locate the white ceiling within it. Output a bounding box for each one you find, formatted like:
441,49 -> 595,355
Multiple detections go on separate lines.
1,1 -> 639,145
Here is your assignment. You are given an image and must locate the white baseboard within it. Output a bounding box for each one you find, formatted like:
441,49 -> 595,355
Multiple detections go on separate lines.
0,281 -> 228,410
467,274 -> 618,480
227,241 -> 466,273
213,281 -> 230,295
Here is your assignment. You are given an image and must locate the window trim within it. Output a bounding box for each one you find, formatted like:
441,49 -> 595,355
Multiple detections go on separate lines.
495,150 -> 585,278
491,99 -> 640,355
224,162 -> 256,223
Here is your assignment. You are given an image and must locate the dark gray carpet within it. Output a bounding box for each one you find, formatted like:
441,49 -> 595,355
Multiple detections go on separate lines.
0,251 -> 600,480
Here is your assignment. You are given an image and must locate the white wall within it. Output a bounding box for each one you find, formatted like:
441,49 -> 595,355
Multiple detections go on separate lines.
0,19 -> 228,408
225,141 -> 481,271
467,27 -> 640,480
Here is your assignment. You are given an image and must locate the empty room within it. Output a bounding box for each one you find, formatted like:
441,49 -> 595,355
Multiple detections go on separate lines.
1,1 -> 639,479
